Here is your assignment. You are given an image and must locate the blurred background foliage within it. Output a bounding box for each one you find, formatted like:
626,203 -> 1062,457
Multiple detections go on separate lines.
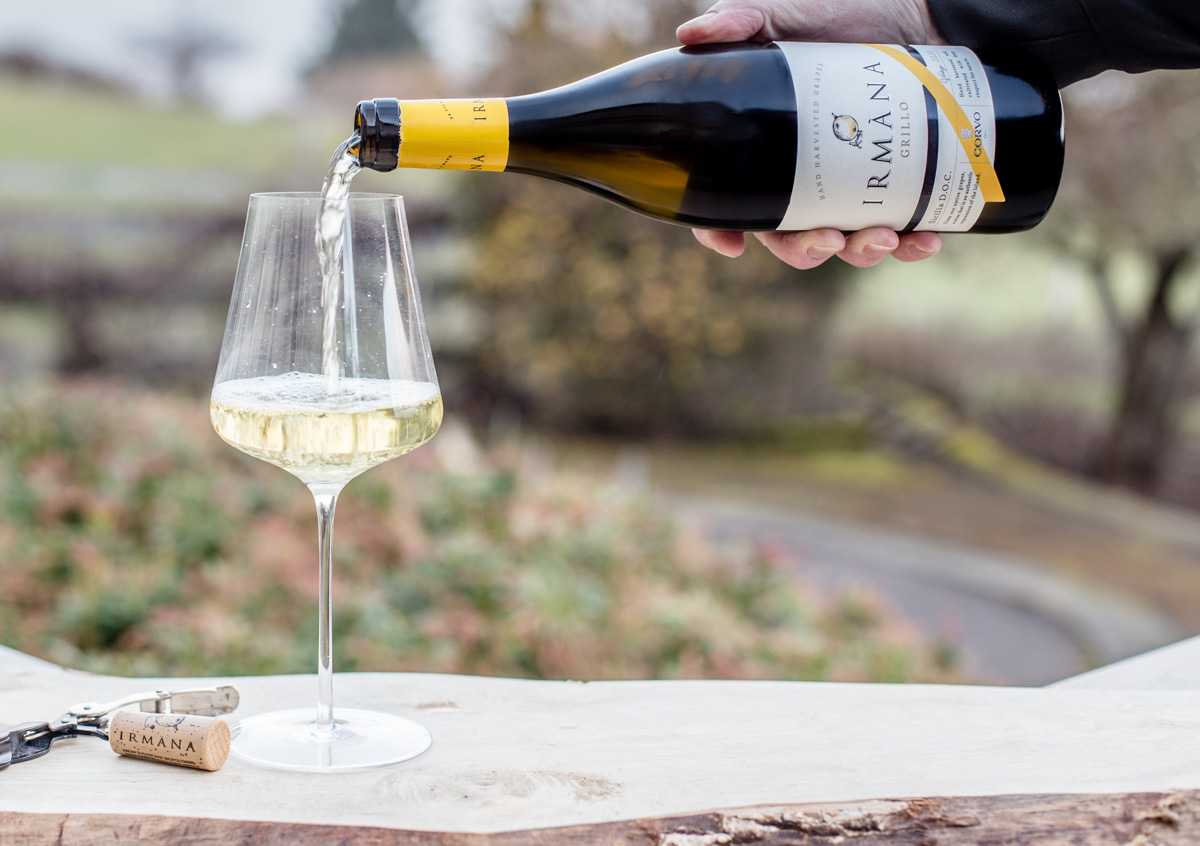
2,0 -> 1200,681
0,379 -> 958,683
441,1 -> 847,436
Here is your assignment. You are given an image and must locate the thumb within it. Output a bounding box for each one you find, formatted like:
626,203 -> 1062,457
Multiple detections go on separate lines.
676,5 -> 770,45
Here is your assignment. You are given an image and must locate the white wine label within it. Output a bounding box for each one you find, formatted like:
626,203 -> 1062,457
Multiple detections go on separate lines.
775,43 -> 997,232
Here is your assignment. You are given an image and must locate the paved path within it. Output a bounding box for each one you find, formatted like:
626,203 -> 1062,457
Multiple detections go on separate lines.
679,498 -> 1184,686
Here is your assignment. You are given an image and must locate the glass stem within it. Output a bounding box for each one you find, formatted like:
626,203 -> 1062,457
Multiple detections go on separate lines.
311,484 -> 344,732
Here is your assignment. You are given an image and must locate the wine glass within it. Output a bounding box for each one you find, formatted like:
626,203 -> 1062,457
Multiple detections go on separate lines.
210,192 -> 441,772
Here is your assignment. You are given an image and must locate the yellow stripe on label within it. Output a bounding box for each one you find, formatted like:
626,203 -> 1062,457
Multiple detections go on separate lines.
398,99 -> 509,172
866,45 -> 1005,203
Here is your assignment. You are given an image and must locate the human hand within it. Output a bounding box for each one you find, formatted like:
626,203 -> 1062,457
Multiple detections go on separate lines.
677,0 -> 942,47
678,0 -> 945,268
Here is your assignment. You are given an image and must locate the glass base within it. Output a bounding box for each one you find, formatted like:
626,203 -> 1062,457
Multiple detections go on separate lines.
230,708 -> 432,772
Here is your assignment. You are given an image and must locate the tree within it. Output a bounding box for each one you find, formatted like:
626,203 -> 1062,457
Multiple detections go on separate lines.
135,22 -> 238,105
1053,70 -> 1200,493
446,0 -> 850,435
318,0 -> 424,67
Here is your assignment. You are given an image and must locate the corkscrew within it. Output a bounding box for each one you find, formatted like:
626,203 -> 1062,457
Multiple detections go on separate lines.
1,686 -> 238,769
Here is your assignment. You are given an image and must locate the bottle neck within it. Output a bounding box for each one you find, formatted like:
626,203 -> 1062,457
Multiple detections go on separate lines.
354,99 -> 401,172
355,98 -> 509,173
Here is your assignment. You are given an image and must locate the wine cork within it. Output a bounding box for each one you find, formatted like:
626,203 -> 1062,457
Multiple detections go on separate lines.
108,711 -> 231,771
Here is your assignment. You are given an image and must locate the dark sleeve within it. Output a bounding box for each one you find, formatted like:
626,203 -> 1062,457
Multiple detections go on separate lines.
927,0 -> 1200,85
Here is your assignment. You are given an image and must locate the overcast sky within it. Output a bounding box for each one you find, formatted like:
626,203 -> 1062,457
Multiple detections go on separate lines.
0,0 -> 692,117
0,0 -> 508,118
0,0 -> 330,115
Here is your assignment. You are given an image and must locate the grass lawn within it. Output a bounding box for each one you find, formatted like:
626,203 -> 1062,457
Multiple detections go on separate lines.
0,74 -> 351,212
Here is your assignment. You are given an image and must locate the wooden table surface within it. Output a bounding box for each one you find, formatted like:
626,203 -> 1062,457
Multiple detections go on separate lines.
3,641 -> 1200,843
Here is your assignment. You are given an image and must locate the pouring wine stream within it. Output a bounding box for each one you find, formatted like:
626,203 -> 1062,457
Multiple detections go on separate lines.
318,133 -> 363,395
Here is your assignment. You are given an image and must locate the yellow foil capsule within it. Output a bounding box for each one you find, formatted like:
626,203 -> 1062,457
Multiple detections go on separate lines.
397,98 -> 509,171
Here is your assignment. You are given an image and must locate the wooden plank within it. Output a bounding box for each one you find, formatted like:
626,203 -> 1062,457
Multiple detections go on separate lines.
1052,634 -> 1200,690
4,656 -> 1200,836
0,646 -> 60,672
2,791 -> 1197,844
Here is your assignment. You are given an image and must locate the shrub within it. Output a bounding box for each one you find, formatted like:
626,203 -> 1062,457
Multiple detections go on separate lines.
0,378 -> 958,683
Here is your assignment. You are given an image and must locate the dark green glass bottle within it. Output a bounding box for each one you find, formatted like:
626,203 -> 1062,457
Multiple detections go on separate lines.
355,41 -> 1064,233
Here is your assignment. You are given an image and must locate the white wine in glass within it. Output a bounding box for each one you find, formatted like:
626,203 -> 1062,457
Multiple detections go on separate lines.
211,192 -> 441,772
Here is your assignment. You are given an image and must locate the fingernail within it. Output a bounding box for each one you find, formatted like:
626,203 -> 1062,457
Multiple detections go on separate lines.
912,242 -> 937,256
807,245 -> 839,260
863,242 -> 894,260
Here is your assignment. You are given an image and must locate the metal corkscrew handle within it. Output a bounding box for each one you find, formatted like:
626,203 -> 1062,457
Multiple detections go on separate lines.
1,685 -> 239,770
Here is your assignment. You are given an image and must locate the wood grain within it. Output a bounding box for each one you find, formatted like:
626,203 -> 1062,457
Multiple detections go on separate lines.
3,792 -> 1197,844
5,648 -> 1200,837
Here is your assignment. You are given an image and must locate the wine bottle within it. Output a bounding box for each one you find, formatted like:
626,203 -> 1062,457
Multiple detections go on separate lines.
353,41 -> 1064,233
